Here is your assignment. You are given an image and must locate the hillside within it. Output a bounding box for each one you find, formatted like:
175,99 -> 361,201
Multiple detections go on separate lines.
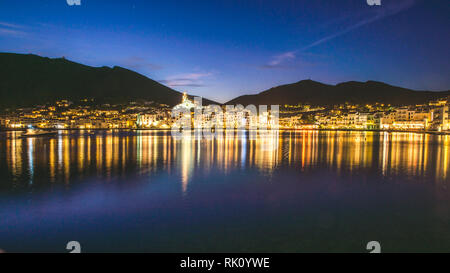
226,80 -> 450,106
0,53 -> 215,109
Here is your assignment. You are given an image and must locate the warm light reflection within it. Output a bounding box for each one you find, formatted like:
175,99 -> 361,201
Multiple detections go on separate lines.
2,130 -> 450,190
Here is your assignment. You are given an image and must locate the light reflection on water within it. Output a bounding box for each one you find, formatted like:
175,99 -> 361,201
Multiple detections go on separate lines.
0,130 -> 449,252
1,130 -> 449,192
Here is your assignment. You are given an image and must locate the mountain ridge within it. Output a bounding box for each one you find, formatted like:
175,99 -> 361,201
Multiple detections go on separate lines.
1,53 -> 449,109
226,79 -> 450,106
0,52 -> 217,109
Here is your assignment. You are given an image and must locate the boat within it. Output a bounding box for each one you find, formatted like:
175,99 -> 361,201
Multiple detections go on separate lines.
20,128 -> 58,138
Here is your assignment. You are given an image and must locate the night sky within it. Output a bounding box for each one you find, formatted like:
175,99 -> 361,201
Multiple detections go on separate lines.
0,0 -> 448,103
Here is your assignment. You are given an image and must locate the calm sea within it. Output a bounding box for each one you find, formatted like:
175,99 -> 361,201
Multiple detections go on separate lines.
0,130 -> 449,252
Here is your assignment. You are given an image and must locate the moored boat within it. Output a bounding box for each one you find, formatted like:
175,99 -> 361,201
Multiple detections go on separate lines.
20,129 -> 58,138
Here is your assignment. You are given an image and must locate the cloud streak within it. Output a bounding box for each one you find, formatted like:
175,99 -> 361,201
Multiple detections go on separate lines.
0,22 -> 24,29
301,0 -> 417,51
160,72 -> 213,88
260,0 -> 417,68
0,27 -> 26,37
0,21 -> 27,37
261,51 -> 296,69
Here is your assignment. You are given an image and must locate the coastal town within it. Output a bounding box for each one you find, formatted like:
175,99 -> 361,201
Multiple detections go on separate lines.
1,93 -> 449,133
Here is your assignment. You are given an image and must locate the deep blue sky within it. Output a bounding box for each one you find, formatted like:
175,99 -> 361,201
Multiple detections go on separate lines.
0,0 -> 449,103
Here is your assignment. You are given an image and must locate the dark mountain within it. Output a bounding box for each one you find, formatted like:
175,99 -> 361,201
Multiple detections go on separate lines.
0,53 -> 216,109
226,79 -> 450,106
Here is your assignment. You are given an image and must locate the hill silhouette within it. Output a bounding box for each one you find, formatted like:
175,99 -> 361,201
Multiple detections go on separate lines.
0,53 -> 216,109
2,53 -> 448,109
226,79 -> 450,106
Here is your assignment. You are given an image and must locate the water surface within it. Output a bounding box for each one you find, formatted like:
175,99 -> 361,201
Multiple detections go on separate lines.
0,130 -> 449,252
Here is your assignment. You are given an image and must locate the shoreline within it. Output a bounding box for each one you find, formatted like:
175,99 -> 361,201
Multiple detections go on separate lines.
281,128 -> 450,135
1,127 -> 449,135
